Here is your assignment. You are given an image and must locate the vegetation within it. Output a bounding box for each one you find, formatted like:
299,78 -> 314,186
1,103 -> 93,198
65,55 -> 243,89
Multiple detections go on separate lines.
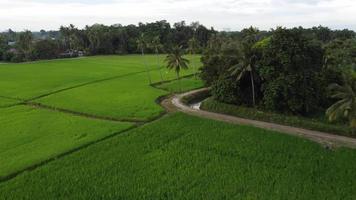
1,22 -> 356,199
0,105 -> 132,179
0,55 -> 201,100
326,75 -> 356,129
0,55 -> 201,179
201,98 -> 353,137
0,21 -> 215,62
165,46 -> 190,92
200,26 -> 356,131
1,113 -> 356,199
155,76 -> 204,93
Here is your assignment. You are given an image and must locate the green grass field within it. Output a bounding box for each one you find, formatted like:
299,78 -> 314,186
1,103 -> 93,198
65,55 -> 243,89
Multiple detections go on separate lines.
1,55 -> 356,199
1,113 -> 356,199
0,97 -> 19,107
155,76 -> 204,93
0,105 -> 133,179
0,55 -> 201,100
0,55 -> 201,179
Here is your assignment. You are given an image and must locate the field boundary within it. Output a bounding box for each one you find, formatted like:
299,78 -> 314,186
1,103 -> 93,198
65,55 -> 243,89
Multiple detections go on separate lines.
169,88 -> 356,149
24,102 -> 146,123
0,68 -> 168,108
0,92 -> 173,183
25,70 -> 148,102
0,125 -> 137,182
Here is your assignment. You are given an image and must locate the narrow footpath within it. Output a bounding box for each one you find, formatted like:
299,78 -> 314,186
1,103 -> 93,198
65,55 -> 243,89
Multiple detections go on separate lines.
164,88 -> 356,149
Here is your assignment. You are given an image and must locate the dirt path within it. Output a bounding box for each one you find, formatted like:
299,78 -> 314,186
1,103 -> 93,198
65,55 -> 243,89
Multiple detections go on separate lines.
165,88 -> 356,149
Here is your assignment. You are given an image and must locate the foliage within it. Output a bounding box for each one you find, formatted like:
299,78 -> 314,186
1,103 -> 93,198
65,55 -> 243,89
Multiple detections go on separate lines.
324,39 -> 356,71
229,27 -> 259,106
327,75 -> 356,129
30,39 -> 60,60
258,27 -> 325,114
211,75 -> 239,104
165,46 -> 190,91
165,46 -> 190,75
0,21 -> 215,62
200,36 -> 240,85
200,26 -> 355,130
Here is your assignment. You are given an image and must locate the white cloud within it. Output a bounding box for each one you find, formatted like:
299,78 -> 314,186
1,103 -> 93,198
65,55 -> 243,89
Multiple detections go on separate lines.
0,0 -> 355,31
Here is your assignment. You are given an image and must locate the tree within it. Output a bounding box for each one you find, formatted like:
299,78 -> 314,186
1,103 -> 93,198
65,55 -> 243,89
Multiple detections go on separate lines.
229,27 -> 259,107
150,36 -> 164,81
31,39 -> 59,60
16,30 -> 33,60
326,75 -> 356,130
258,27 -> 324,114
187,36 -> 200,78
137,33 -> 152,84
0,35 -> 8,60
165,46 -> 190,92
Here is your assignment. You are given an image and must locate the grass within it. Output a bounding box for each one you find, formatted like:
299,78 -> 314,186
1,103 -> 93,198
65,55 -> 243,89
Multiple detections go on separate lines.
0,97 -> 19,107
2,55 -> 355,199
35,73 -> 167,121
0,105 -> 133,179
201,97 -> 354,137
0,55 -> 201,179
155,75 -> 204,93
0,55 -> 201,100
1,113 -> 356,199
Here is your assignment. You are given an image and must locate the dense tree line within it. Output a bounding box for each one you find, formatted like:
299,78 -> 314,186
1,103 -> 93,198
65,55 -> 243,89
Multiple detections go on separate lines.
200,26 -> 356,128
0,20 -> 215,62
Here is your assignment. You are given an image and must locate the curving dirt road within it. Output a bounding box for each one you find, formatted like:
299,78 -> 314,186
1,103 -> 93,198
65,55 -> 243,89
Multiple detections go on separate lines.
163,88 -> 356,149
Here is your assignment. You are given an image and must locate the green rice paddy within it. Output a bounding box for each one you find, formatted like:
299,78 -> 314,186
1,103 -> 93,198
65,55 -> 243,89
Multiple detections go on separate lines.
1,55 -> 356,199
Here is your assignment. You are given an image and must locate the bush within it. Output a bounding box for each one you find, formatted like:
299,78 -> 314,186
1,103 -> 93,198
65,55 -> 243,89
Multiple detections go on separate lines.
211,76 -> 239,104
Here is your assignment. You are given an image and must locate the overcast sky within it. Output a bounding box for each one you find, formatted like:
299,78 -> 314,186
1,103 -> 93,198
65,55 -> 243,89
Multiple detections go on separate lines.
0,0 -> 355,31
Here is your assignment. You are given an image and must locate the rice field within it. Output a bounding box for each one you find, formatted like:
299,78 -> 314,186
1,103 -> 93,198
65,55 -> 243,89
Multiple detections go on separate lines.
1,55 -> 356,199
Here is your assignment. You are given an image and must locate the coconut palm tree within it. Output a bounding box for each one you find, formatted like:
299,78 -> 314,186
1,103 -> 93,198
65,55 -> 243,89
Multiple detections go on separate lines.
229,49 -> 258,107
229,27 -> 259,107
136,33 -> 152,84
150,36 -> 164,81
187,37 -> 200,79
165,46 -> 190,92
326,76 -> 356,129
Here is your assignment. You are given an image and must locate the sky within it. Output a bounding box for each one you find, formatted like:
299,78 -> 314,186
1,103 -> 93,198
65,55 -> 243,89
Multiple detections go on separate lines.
0,0 -> 355,31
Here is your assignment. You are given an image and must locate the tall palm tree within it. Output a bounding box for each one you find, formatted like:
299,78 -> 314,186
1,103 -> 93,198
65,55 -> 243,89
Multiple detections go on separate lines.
165,46 -> 190,92
326,76 -> 356,129
187,37 -> 200,79
136,33 -> 152,84
229,27 -> 259,107
229,55 -> 257,107
150,36 -> 164,81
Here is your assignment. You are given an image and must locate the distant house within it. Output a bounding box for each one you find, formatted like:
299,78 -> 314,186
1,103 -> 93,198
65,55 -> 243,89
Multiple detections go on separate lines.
8,41 -> 16,46
58,50 -> 85,58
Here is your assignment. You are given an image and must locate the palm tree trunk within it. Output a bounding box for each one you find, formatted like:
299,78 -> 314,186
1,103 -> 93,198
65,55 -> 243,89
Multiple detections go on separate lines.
142,48 -> 152,85
177,72 -> 182,93
250,71 -> 256,107
191,53 -> 197,79
156,49 -> 163,82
